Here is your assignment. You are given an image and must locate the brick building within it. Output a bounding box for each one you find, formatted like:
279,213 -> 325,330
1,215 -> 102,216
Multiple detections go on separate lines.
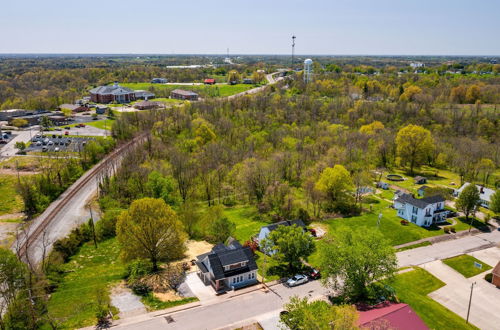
89,83 -> 136,104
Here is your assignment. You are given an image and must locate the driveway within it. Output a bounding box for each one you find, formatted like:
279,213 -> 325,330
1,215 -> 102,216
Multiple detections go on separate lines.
184,272 -> 216,303
422,249 -> 500,330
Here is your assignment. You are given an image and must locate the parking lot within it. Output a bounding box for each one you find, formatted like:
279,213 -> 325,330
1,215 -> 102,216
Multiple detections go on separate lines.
26,134 -> 94,153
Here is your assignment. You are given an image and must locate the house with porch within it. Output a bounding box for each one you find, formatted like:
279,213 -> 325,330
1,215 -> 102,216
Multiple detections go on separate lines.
394,194 -> 449,227
196,238 -> 258,293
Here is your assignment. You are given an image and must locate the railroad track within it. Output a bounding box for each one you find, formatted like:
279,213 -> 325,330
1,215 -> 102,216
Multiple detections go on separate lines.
16,133 -> 147,260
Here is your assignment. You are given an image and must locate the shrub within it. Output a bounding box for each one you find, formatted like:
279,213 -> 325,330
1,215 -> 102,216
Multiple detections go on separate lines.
124,259 -> 154,281
485,273 -> 493,283
95,209 -> 122,241
400,219 -> 409,226
129,281 -> 151,296
297,208 -> 312,224
53,223 -> 92,261
450,226 -> 456,233
444,226 -> 450,234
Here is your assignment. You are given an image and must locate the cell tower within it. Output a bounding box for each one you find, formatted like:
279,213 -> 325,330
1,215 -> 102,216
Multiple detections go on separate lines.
291,35 -> 296,69
304,58 -> 313,83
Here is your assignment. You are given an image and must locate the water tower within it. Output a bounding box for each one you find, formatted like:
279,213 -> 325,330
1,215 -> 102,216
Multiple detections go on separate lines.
304,58 -> 313,83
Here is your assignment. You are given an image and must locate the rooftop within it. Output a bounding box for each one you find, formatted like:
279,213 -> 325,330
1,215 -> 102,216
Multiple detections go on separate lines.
395,194 -> 445,209
89,83 -> 134,95
358,302 -> 428,329
171,89 -> 198,96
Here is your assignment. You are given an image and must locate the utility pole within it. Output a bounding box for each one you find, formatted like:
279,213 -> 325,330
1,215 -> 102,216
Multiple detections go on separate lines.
291,35 -> 296,70
466,282 -> 476,324
89,207 -> 97,248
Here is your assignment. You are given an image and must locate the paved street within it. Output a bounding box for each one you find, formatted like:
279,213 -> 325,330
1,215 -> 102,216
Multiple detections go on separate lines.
115,280 -> 327,330
397,229 -> 500,267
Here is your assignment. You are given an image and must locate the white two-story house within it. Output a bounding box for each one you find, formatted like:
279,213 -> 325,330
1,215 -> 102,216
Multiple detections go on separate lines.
394,194 -> 449,227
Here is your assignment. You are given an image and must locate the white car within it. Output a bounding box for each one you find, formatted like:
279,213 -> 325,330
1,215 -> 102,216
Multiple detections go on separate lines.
47,141 -> 54,146
54,147 -> 60,152
286,274 -> 308,287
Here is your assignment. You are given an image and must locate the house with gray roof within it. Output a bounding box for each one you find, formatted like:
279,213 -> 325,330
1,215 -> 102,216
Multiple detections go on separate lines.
196,238 -> 258,293
454,182 -> 496,209
89,82 -> 136,104
170,89 -> 199,101
257,220 -> 306,255
394,194 -> 449,227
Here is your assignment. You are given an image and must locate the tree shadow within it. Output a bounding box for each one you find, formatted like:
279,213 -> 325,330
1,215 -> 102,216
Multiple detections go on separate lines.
457,217 -> 491,232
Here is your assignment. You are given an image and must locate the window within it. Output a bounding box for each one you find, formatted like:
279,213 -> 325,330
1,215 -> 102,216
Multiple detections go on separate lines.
412,206 -> 418,215
249,272 -> 255,280
411,215 -> 417,223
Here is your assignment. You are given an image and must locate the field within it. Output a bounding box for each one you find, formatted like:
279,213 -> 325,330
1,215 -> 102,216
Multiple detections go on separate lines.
388,267 -> 477,329
222,205 -> 271,242
0,175 -> 24,216
85,119 -> 115,130
120,83 -> 256,98
47,239 -> 125,329
442,255 -> 492,278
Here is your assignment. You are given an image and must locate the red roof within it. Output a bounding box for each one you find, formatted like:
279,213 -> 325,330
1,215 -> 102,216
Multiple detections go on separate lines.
204,78 -> 215,83
358,302 -> 428,330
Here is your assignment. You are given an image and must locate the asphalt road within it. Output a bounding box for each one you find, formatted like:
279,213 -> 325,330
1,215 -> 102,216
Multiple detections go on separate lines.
115,280 -> 327,330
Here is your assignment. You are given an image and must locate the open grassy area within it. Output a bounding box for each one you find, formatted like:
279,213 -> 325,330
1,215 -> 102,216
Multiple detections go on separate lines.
442,255 -> 492,278
47,239 -> 125,329
388,267 -> 477,329
141,294 -> 198,311
318,198 -> 445,246
0,175 -> 24,216
85,119 -> 115,130
396,241 -> 432,252
222,205 -> 271,242
119,83 -> 256,98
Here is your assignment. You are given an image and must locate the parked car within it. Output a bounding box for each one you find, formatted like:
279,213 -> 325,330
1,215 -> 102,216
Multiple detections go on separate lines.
286,274 -> 308,287
55,128 -> 62,131
64,126 -> 71,130
35,141 -> 42,146
54,147 -> 60,152
31,137 -> 39,142
42,147 -> 48,152
64,131 -> 69,135
308,268 -> 321,280
0,140 -> 7,145
47,141 -> 54,146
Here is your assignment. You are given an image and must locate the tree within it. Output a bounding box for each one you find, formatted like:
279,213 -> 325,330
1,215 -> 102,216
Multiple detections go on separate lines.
116,198 -> 186,271
14,141 -> 26,152
146,171 -> 178,206
280,296 -> 359,330
39,116 -> 52,130
490,190 -> 500,216
208,216 -> 235,243
395,124 -> 434,175
359,121 -> 385,135
466,85 -> 481,104
0,248 -> 28,328
353,170 -> 372,210
319,227 -> 397,302
456,184 -> 480,231
251,71 -> 265,84
315,165 -> 354,209
10,118 -> 28,128
227,70 -> 241,84
264,225 -> 315,271
399,85 -> 422,102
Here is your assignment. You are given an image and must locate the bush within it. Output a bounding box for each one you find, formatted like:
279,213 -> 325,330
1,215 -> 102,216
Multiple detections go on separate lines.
485,273 -> 493,283
124,259 -> 154,281
450,226 -> 456,233
95,209 -> 122,241
297,208 -> 311,224
129,281 -> 152,296
443,226 -> 450,234
400,219 -> 409,226
53,223 -> 92,262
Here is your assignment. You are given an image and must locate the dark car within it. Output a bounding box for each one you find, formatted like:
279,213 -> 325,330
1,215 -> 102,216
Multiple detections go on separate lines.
64,126 -> 71,130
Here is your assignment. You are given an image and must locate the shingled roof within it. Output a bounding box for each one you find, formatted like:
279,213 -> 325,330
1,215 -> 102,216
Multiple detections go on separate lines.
262,219 -> 306,232
89,84 -> 134,95
395,194 -> 445,209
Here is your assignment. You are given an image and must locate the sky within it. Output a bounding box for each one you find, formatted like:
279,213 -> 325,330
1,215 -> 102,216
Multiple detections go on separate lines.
1,0 -> 499,55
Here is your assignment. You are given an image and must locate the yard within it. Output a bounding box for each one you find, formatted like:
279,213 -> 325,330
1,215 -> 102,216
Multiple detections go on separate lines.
47,239 -> 125,329
442,255 -> 492,278
388,267 -> 477,330
85,119 -> 115,130
222,205 -> 271,243
0,175 -> 24,216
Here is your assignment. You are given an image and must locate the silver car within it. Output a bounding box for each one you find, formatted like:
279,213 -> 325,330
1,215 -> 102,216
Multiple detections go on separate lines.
286,274 -> 308,287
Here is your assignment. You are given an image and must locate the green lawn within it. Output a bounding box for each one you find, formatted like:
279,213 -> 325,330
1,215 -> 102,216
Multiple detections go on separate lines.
0,175 -> 24,216
442,255 -> 492,278
85,119 -> 115,130
222,205 -> 271,242
47,239 -> 125,329
396,241 -> 432,252
119,83 -> 256,98
317,198 -> 445,246
389,267 -> 477,329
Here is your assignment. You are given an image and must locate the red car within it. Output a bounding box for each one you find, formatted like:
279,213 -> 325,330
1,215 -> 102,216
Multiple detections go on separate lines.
64,131 -> 69,135
308,268 -> 321,280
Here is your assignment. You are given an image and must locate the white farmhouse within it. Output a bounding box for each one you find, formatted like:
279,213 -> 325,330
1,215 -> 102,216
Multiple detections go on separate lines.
454,182 -> 495,209
394,194 -> 449,227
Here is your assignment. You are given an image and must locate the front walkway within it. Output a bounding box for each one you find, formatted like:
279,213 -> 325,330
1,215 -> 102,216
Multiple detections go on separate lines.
184,272 -> 216,303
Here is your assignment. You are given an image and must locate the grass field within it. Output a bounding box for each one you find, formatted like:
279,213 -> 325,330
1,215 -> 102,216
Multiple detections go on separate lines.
442,255 -> 492,278
317,198 -> 445,246
85,119 -> 115,130
0,175 -> 24,216
119,83 -> 256,98
389,267 -> 477,329
222,205 -> 271,242
47,239 -> 125,329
